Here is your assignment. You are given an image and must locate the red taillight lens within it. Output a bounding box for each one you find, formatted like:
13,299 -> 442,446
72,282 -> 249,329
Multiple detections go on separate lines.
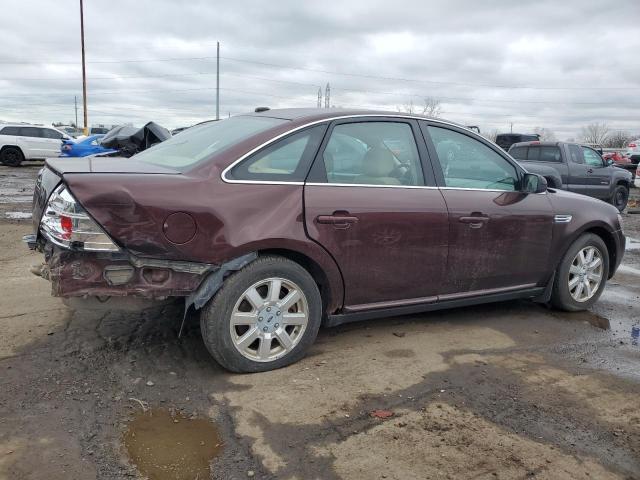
60,215 -> 73,239
629,143 -> 637,148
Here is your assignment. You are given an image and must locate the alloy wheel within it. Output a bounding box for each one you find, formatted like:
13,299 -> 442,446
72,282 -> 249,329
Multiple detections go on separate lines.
568,246 -> 604,302
229,277 -> 309,362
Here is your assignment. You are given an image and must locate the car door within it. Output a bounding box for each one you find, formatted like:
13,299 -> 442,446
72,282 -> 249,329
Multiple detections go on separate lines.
581,146 -> 612,199
421,122 -> 554,295
18,127 -> 50,158
304,118 -> 449,310
41,128 -> 64,157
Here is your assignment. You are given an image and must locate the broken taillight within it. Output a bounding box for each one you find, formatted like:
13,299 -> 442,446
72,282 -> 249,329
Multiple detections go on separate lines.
40,185 -> 120,252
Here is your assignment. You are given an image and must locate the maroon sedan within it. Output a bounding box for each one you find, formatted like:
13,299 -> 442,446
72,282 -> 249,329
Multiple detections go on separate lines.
26,109 -> 625,372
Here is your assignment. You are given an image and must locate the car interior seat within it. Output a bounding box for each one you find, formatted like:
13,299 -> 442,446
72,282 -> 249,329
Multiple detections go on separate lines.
356,147 -> 402,185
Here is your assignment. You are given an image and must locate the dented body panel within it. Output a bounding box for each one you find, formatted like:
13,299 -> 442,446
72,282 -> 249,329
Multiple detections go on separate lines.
29,109 -> 625,318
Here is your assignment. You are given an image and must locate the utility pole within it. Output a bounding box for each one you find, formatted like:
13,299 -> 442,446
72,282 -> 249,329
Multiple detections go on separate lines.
216,41 -> 220,120
74,96 -> 78,128
79,0 -> 88,135
317,87 -> 322,108
324,83 -> 330,108
510,122 -> 513,133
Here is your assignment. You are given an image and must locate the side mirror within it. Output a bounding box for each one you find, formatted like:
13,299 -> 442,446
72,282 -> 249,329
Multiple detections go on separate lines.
522,173 -> 547,194
62,135 -> 70,141
606,158 -> 614,166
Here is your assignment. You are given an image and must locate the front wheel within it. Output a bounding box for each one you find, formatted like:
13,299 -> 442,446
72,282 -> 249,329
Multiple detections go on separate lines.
200,255 -> 322,373
610,184 -> 629,212
551,234 -> 609,311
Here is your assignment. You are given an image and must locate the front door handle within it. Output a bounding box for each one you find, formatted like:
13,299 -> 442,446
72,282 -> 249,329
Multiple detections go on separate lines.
459,215 -> 490,229
587,168 -> 594,174
316,212 -> 359,229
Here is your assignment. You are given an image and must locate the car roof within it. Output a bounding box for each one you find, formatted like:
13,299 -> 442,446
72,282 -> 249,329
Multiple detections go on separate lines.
240,107 -> 472,131
510,141 -> 561,148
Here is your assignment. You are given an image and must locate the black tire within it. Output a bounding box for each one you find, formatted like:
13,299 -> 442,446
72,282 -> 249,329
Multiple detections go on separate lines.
610,184 -> 629,212
0,147 -> 24,167
551,233 -> 609,312
200,255 -> 322,373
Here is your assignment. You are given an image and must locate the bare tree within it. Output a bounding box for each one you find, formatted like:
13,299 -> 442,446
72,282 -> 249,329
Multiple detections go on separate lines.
397,97 -> 442,118
422,97 -> 442,118
533,127 -> 556,141
605,130 -> 631,148
484,129 -> 499,142
581,122 -> 610,145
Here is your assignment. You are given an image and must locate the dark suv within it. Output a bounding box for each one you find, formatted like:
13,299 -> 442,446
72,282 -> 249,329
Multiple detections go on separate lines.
26,109 -> 625,372
495,133 -> 540,151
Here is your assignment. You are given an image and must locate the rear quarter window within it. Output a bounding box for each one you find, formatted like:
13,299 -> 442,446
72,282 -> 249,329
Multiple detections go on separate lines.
0,126 -> 20,135
509,146 -> 527,159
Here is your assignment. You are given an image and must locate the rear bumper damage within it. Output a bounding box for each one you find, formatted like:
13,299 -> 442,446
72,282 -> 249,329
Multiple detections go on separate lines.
29,238 -> 215,308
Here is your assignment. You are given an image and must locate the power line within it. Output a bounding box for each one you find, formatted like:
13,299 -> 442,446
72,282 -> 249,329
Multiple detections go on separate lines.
0,52 -> 637,90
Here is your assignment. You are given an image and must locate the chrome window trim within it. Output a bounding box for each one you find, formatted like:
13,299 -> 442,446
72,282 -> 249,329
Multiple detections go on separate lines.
305,182 -> 437,190
221,114 -> 480,185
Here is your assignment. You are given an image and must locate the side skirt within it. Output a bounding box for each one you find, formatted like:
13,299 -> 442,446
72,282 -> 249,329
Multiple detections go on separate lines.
325,287 -> 545,327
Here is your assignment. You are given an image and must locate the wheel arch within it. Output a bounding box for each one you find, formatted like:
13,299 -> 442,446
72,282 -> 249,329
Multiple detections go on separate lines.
0,144 -> 24,155
258,247 -> 343,318
554,224 -> 618,280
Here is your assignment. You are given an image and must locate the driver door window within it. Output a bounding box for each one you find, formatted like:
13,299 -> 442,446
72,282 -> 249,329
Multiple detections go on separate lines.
582,147 -> 604,167
427,126 -> 518,191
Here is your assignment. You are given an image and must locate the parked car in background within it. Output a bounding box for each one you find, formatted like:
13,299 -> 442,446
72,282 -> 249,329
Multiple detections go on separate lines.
509,141 -> 633,211
26,108 -> 625,372
59,134 -> 118,157
602,151 -> 630,166
0,124 -> 70,166
495,133 -> 540,151
627,139 -> 640,166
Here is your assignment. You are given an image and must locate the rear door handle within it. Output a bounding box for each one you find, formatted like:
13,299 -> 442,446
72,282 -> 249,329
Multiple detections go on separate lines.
587,168 -> 593,173
316,213 -> 359,229
459,216 -> 490,229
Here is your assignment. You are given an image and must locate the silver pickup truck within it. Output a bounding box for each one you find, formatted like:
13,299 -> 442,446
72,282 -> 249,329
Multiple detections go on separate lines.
509,141 -> 633,212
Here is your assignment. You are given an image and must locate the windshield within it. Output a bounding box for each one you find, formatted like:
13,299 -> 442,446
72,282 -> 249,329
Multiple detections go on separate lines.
133,116 -> 287,169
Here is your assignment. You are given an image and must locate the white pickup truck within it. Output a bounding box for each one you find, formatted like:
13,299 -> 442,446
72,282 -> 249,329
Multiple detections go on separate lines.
0,124 -> 70,166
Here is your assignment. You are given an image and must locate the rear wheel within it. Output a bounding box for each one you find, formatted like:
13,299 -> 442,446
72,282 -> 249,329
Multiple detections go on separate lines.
200,255 -> 322,373
0,147 -> 24,167
551,234 -> 609,311
610,185 -> 629,212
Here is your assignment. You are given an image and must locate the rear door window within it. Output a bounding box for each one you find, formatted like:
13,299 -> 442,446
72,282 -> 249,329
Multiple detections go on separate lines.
568,145 -> 584,164
19,127 -> 44,138
527,147 -> 540,161
538,146 -> 562,162
321,122 -> 424,186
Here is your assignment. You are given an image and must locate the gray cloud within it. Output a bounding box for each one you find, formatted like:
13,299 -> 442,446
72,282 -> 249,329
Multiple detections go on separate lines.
0,0 -> 638,139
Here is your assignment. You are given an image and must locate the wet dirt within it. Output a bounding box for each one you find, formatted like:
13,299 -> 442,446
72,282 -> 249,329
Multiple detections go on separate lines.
123,409 -> 222,480
552,309 -> 611,330
1,166 -> 640,480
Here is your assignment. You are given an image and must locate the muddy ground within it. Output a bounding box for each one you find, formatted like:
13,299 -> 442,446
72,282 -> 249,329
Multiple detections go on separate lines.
1,163 -> 639,480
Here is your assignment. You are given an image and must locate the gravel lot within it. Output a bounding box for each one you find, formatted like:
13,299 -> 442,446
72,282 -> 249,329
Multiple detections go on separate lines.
1,163 -> 639,480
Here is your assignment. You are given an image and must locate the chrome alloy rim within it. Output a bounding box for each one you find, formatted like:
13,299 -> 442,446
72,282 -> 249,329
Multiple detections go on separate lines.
568,246 -> 604,302
229,277 -> 309,362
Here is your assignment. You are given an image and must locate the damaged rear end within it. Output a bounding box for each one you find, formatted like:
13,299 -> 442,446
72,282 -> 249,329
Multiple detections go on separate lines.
26,157 -> 216,311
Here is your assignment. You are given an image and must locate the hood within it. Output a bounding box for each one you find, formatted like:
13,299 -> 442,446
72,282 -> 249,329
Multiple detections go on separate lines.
45,156 -> 180,175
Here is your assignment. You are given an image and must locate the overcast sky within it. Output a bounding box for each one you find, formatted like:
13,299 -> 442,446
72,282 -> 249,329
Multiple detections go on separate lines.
0,0 -> 638,139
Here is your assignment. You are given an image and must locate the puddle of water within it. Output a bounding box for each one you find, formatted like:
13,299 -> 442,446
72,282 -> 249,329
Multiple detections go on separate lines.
124,408 -> 222,480
557,311 -> 610,330
5,211 -> 31,219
